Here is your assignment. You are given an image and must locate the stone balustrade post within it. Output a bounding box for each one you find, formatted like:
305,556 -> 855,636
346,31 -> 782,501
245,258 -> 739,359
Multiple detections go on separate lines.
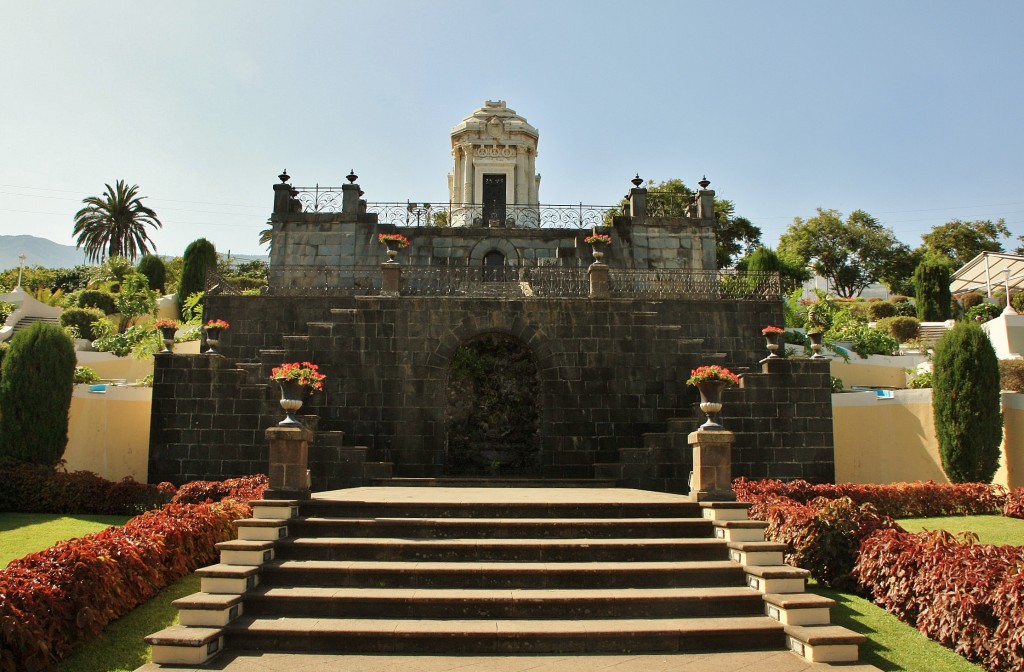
628,187 -> 647,220
264,426 -> 313,500
697,188 -> 716,220
342,183 -> 360,215
273,183 -> 291,215
381,261 -> 401,296
588,262 -> 609,298
688,429 -> 736,502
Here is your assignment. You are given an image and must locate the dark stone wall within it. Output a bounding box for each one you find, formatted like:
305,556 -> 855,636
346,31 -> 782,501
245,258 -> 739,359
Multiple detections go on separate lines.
149,293 -> 835,488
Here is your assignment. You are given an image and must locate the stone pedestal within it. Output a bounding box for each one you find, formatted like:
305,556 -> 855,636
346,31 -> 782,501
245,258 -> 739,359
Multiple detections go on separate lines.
381,262 -> 401,296
589,262 -> 609,298
264,426 -> 313,500
688,429 -> 736,502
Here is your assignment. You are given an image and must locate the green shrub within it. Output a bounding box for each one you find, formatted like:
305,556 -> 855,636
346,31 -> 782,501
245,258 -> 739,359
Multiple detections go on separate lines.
868,301 -> 898,320
1012,292 -> 1024,313
1000,360 -> 1024,393
59,307 -> 105,341
839,301 -> 871,320
907,369 -> 933,389
77,289 -> 117,315
960,291 -> 984,311
177,238 -> 216,317
137,254 -> 167,293
966,302 -> 1002,322
828,314 -> 900,358
876,316 -> 920,342
0,323 -> 76,466
92,324 -> 155,357
914,256 -> 952,321
933,321 -> 1003,483
73,366 -> 99,384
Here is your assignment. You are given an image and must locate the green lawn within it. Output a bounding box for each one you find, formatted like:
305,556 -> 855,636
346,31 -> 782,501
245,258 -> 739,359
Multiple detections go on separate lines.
896,514 -> 1024,546
0,512 -> 130,567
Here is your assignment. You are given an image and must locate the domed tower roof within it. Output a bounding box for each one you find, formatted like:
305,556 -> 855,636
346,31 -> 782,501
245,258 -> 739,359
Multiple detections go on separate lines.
451,100 -> 539,146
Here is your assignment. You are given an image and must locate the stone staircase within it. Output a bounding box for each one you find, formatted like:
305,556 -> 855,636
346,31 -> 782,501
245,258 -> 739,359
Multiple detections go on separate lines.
145,488 -> 869,667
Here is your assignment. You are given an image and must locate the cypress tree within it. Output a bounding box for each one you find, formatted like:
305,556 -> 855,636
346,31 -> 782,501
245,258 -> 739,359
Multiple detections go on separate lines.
0,323 -> 76,466
932,320 -> 1003,483
914,255 -> 952,321
137,254 -> 167,293
176,238 -> 217,317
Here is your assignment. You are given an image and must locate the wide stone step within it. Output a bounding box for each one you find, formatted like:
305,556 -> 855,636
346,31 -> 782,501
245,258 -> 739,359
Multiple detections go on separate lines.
242,585 -> 765,619
225,615 -> 786,654
259,559 -> 745,589
287,516 -> 712,539
274,536 -> 728,563
374,478 -> 619,488
299,499 -> 700,519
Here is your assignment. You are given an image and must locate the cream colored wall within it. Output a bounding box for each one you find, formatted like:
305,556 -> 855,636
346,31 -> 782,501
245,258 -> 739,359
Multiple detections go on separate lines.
834,389 -> 1024,489
75,351 -> 154,381
829,353 -> 928,389
64,385 -> 151,482
833,390 -> 947,484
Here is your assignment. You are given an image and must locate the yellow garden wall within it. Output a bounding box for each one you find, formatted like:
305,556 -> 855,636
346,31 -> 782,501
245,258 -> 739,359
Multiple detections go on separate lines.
834,389 -> 1024,489
64,385 -> 151,482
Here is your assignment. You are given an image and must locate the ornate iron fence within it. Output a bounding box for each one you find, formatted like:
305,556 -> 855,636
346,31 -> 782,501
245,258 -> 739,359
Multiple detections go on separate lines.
292,187 -> 615,229
267,265 -> 777,300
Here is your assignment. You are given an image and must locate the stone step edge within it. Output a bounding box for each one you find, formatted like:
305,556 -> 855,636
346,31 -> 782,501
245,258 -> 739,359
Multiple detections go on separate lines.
144,625 -> 225,666
264,559 -> 743,573
785,624 -> 866,664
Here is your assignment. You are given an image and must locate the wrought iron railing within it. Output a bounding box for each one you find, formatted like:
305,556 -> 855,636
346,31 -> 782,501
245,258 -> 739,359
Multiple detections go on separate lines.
292,186 -> 615,229
266,265 -> 778,300
609,270 -> 780,300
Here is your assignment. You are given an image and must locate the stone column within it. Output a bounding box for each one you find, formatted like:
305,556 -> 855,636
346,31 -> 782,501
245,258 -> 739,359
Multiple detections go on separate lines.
264,426 -> 313,500
381,261 -> 401,296
273,182 -> 291,215
688,429 -> 736,502
629,187 -> 647,220
697,188 -> 716,220
589,262 -> 609,298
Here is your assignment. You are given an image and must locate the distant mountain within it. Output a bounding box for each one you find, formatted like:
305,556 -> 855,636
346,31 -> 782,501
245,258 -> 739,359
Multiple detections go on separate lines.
0,235 -> 268,271
0,235 -> 86,271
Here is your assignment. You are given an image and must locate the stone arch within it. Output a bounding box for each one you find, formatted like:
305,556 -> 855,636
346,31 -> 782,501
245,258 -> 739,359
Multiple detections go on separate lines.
468,238 -> 522,268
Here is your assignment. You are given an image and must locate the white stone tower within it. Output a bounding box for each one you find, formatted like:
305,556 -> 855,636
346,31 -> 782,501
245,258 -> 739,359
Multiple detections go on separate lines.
448,100 -> 541,227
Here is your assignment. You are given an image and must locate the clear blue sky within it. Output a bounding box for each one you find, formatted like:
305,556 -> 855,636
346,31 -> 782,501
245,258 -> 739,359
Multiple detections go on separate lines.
2,1 -> 1022,259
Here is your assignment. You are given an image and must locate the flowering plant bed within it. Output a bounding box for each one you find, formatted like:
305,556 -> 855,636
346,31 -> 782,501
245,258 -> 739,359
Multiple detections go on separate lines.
270,361 -> 326,392
378,233 -> 410,248
203,319 -> 230,330
584,233 -> 611,245
686,365 -> 740,387
152,319 -> 178,330
761,325 -> 784,335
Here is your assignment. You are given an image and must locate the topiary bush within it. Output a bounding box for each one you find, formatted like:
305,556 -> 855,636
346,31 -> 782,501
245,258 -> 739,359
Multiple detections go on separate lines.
876,316 -> 920,342
868,301 -> 898,320
77,289 -> 117,315
176,238 -> 216,317
915,255 -> 952,321
1012,292 -> 1024,314
0,323 -> 76,467
59,306 -> 105,342
932,320 -> 1003,483
136,254 -> 167,293
960,291 -> 985,311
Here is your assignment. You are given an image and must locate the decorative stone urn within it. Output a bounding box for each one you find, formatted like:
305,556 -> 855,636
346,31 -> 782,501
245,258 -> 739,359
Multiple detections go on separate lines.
591,245 -> 605,263
204,328 -> 224,355
277,380 -> 307,427
383,240 -> 399,262
159,326 -> 176,354
808,331 -> 825,358
696,380 -> 726,430
764,332 -> 781,358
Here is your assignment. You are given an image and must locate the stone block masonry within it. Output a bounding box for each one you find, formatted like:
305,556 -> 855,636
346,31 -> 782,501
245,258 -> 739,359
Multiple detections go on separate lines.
150,294 -> 835,489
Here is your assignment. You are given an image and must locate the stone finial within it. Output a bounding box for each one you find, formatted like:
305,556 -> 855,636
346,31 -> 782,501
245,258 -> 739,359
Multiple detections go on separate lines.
346,170 -> 358,184
698,175 -> 711,190
278,169 -> 290,183
631,174 -> 644,188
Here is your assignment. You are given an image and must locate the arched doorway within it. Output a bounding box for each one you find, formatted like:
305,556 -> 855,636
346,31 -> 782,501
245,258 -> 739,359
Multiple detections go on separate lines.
482,250 -> 506,282
444,333 -> 542,477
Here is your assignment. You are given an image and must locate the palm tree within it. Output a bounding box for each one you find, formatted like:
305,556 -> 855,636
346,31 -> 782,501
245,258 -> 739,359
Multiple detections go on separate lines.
73,180 -> 162,263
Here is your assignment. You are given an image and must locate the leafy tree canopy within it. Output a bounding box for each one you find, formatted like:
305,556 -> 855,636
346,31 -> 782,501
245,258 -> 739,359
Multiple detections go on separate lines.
920,218 -> 1011,267
72,180 -> 162,263
777,208 -> 905,298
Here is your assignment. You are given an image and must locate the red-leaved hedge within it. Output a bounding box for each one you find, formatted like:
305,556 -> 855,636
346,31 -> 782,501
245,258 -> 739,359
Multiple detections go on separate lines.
171,474 -> 268,505
854,528 -> 1024,671
1004,488 -> 1024,519
734,478 -> 1007,519
0,460 -> 175,515
0,499 -> 252,672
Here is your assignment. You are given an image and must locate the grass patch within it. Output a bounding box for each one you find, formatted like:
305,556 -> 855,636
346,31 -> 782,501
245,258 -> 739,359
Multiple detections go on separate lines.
809,581 -> 984,671
896,514 -> 1024,546
0,512 -> 130,567
57,573 -> 199,672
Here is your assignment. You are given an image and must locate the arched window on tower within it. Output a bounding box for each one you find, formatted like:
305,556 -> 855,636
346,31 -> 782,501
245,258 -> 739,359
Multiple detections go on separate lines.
483,250 -> 506,282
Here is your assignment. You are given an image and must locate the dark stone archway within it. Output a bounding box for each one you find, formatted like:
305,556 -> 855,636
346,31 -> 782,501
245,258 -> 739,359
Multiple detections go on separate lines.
444,332 -> 542,477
